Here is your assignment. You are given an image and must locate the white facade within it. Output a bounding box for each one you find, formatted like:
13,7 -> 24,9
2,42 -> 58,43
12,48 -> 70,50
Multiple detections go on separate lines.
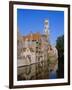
17,19 -> 58,80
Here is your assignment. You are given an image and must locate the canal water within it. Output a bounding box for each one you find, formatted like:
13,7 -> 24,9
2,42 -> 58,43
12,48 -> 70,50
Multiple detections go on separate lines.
49,71 -> 57,79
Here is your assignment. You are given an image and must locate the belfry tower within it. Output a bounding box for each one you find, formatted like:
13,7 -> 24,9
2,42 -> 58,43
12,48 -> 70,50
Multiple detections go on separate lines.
44,19 -> 50,43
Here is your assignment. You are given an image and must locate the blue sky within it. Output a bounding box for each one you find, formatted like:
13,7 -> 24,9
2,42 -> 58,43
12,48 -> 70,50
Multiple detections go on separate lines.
17,9 -> 64,46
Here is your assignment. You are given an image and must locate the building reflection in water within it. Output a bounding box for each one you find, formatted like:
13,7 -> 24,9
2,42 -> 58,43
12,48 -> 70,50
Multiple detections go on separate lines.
17,19 -> 58,80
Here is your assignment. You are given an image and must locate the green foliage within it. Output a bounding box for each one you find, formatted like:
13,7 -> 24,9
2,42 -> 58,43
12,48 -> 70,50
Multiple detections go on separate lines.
56,35 -> 64,78
56,35 -> 64,58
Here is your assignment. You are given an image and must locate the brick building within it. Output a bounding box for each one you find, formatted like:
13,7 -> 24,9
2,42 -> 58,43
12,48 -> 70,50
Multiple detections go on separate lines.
17,19 -> 58,80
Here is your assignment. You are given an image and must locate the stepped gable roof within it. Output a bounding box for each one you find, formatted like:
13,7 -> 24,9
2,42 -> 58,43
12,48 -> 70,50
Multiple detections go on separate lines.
23,47 -> 34,52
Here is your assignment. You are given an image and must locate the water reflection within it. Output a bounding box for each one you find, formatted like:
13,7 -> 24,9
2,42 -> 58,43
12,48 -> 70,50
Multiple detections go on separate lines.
17,63 -> 58,80
49,71 -> 57,79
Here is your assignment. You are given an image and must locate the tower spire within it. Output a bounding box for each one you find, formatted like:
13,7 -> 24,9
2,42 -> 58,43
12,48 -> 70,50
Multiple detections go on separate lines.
44,19 -> 50,43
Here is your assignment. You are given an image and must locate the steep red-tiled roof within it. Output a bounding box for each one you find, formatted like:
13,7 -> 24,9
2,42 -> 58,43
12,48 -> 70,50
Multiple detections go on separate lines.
22,33 -> 41,41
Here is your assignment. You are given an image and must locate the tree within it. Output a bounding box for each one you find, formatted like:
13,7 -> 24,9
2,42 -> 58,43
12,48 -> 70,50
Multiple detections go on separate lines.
56,35 -> 64,78
56,35 -> 64,58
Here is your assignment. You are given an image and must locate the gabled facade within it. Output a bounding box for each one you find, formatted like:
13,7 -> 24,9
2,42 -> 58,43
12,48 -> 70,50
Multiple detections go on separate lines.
17,19 -> 58,80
